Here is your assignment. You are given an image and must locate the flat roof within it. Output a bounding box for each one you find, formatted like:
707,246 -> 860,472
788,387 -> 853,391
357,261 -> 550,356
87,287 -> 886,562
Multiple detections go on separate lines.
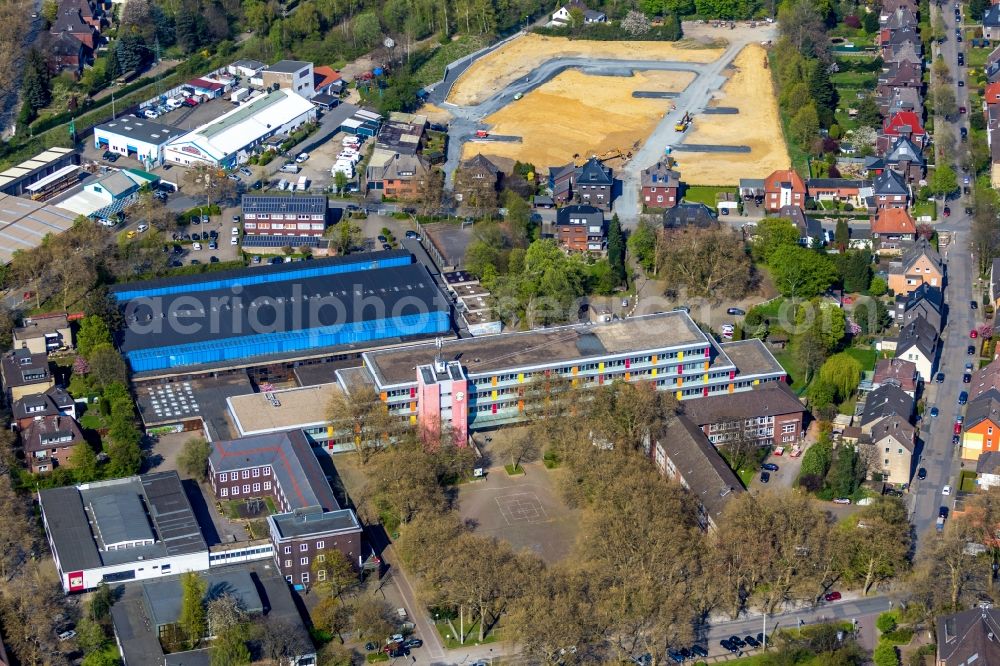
228,384 -> 342,436
364,312 -> 710,387
267,60 -> 311,74
241,194 -> 326,215
39,471 -> 206,573
270,506 -> 360,539
95,118 -> 182,145
718,339 -> 786,377
0,193 -> 78,264
14,313 -> 69,338
143,568 -> 261,628
118,262 -> 449,353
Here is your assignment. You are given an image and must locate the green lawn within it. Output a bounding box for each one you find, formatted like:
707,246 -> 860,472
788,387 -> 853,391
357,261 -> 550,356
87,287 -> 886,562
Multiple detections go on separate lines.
775,349 -> 808,393
830,71 -> 877,87
682,185 -> 732,208
435,620 -> 501,649
913,200 -> 937,220
413,35 -> 489,87
968,45 -> 991,70
960,470 -> 978,492
844,347 -> 879,372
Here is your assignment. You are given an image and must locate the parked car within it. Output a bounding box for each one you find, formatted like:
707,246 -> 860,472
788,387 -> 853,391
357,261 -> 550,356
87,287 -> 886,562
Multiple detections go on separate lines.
208,241 -> 217,250
824,591 -> 842,602
231,236 -> 239,245
744,636 -> 760,648
405,230 -> 418,239
931,406 -> 939,418
761,463 -> 779,472
918,468 -> 927,480
403,639 -> 422,649
969,345 -> 977,355
232,227 -> 240,235
727,307 -> 746,315
729,636 -> 745,648
239,167 -> 253,177
943,206 -> 951,217
690,645 -> 709,658
192,242 -> 202,250
136,224 -> 148,233
58,630 -> 76,641
720,640 -> 736,653
964,374 -> 972,384
972,329 -> 980,338
943,485 -> 952,496
760,471 -> 770,483
953,434 -> 961,445
960,391 -> 969,405
295,152 -> 310,163
936,372 -> 945,383
833,498 -> 852,504
955,422 -> 963,435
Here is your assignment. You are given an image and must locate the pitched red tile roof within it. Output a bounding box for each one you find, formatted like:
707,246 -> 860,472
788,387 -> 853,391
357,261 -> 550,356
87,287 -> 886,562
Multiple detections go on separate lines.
986,82 -> 1000,105
765,169 -> 806,193
883,110 -> 926,136
313,66 -> 342,90
872,208 -> 917,235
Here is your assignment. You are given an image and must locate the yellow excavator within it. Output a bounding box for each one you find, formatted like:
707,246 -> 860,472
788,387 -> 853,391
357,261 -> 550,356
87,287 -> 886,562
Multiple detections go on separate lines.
674,111 -> 692,132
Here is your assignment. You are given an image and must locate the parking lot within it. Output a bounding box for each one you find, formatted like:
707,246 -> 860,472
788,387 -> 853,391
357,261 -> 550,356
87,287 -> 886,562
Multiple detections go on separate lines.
170,203 -> 245,266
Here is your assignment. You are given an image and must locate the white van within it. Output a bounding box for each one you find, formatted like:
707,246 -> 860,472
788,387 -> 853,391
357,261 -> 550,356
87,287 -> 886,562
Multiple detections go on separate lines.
165,97 -> 183,110
279,163 -> 300,174
277,179 -> 288,190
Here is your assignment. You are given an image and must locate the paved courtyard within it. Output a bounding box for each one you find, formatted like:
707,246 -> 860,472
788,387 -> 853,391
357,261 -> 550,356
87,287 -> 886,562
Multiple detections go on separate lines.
456,462 -> 579,564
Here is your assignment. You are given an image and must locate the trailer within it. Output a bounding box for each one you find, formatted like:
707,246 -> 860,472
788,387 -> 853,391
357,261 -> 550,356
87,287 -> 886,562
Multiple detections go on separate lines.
296,175 -> 308,191
230,87 -> 250,104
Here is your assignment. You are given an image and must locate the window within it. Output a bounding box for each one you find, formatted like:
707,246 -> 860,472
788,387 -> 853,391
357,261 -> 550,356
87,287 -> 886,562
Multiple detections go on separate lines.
231,486 -> 238,495
252,468 -> 260,478
220,487 -> 228,497
316,540 -> 325,550
243,484 -> 250,494
897,449 -> 903,455
285,560 -> 292,568
284,546 -> 291,554
252,483 -> 260,492
264,481 -> 272,491
243,470 -> 250,480
264,466 -> 272,475
301,572 -> 309,583
317,569 -> 326,581
317,554 -> 326,563
300,544 -> 308,552
219,472 -> 227,482
300,557 -> 309,566
884,459 -> 890,465
782,423 -> 796,434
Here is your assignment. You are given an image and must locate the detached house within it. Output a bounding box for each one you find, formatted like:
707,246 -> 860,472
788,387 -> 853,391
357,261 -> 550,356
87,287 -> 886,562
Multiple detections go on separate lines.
575,158 -> 614,210
887,238 -> 944,295
764,169 -> 807,212
663,202 -> 719,229
881,0 -> 918,20
49,2 -> 98,51
894,315 -> 939,381
459,154 -> 502,192
47,31 -> 88,75
871,208 -> 917,251
555,205 -> 605,252
871,168 -> 910,210
936,608 -> 1000,666
551,0 -> 607,24
779,205 -> 824,247
961,390 -> 1000,461
641,161 -> 680,208
22,415 -> 86,474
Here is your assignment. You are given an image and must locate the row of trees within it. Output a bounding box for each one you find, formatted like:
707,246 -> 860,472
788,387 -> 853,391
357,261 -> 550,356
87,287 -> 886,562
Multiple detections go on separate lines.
319,379 -> 914,664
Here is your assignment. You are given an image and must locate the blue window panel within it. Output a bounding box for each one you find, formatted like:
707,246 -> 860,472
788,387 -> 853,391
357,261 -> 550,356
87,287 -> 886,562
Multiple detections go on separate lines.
125,311 -> 450,372
113,254 -> 411,301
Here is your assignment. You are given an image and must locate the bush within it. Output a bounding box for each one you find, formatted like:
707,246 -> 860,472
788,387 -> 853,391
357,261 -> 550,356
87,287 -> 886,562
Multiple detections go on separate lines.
883,629 -> 914,645
873,642 -> 899,666
876,611 -> 899,634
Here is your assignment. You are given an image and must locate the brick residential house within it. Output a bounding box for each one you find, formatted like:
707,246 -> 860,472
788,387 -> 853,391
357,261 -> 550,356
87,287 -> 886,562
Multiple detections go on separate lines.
574,157 -> 614,210
871,207 -> 917,247
640,161 -> 680,208
268,507 -> 362,587
382,154 -> 431,200
872,168 -> 910,209
878,110 -> 928,152
555,204 -> 605,252
22,415 -> 86,474
679,382 -> 806,447
12,386 -> 76,431
970,356 -> 1000,401
764,169 -> 807,212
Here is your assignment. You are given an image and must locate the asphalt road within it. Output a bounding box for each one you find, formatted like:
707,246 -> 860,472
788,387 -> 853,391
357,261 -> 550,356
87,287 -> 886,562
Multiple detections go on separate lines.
906,0 -> 977,544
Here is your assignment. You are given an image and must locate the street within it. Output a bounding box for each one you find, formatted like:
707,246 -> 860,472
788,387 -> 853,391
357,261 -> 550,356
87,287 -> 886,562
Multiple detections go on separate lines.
906,0 -> 977,545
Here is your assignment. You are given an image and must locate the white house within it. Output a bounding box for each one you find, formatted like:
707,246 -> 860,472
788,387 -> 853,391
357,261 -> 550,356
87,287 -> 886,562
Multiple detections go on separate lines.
551,0 -> 607,25
894,315 -> 939,382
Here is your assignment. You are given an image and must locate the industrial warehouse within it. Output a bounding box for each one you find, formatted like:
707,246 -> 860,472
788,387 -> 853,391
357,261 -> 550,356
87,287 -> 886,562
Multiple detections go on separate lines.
162,88 -> 316,168
113,250 -> 451,377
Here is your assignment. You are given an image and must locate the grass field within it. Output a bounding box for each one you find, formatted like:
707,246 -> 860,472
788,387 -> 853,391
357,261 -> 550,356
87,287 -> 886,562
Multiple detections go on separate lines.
448,33 -> 724,105
679,44 -> 791,185
844,347 -> 879,372
682,185 -> 732,207
462,69 -> 694,166
414,35 -> 489,86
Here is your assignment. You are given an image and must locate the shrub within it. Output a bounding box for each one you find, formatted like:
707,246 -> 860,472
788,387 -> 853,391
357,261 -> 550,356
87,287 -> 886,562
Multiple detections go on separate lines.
876,611 -> 898,634
874,642 -> 899,666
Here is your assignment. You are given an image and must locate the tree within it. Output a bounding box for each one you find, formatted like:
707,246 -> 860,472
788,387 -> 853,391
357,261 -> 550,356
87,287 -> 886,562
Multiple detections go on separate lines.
77,315 -> 112,359
829,446 -> 863,497
105,434 -> 143,478
627,220 -> 658,274
211,628 -> 251,666
818,353 -> 863,402
751,217 -> 801,263
332,221 -> 362,256
838,497 -> 911,594
855,94 -> 882,129
607,214 -> 626,284
495,429 -> 540,471
790,102 -> 820,145
417,168 -> 445,216
660,228 -> 755,299
799,433 -> 833,487
183,165 -> 237,208
930,164 -> 959,196
257,619 -> 311,663
351,597 -> 395,640
326,384 -> 399,462
21,48 -> 52,118
179,572 -> 207,647
869,275 -> 887,296
834,250 -> 872,293
333,171 -> 348,194
69,442 -> 100,481
834,218 -> 849,251
312,596 -> 352,644
455,163 -> 498,219
621,10 -> 651,35
862,10 -> 879,34
770,245 -> 837,299
809,59 -> 838,126
89,344 -> 129,389
311,550 -> 358,599
178,437 -> 211,481
76,616 -> 106,653
932,82 -> 958,119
